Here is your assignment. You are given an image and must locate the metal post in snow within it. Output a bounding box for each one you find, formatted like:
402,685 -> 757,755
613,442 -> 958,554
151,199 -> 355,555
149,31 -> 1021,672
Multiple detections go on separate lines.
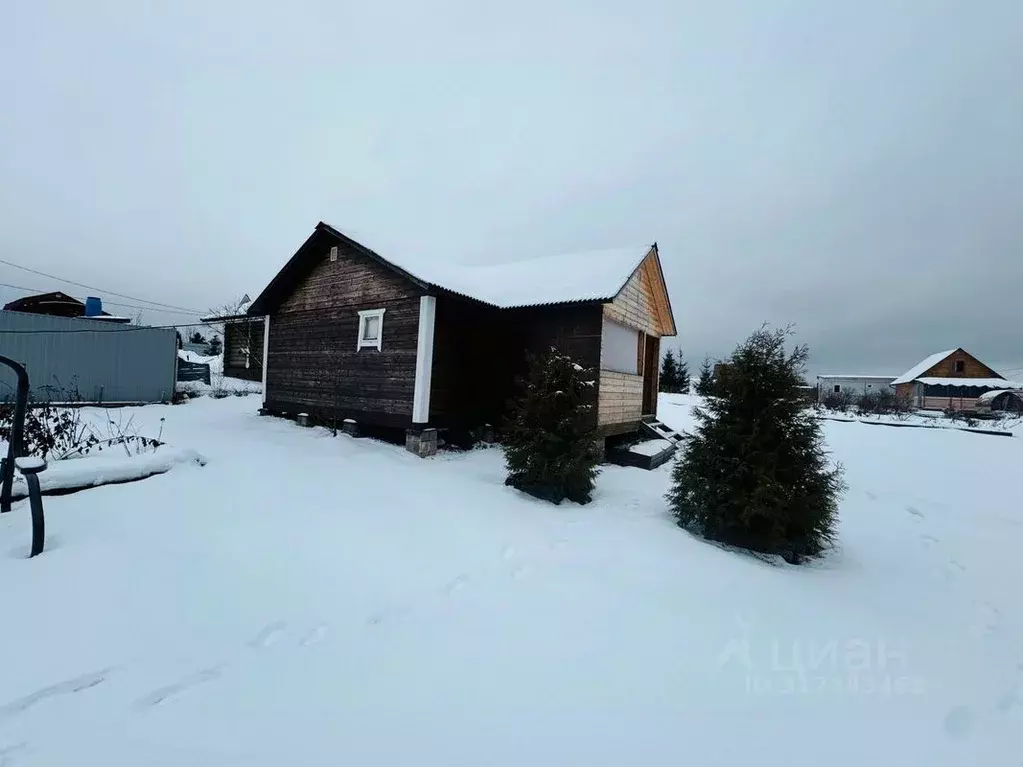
0,355 -> 30,514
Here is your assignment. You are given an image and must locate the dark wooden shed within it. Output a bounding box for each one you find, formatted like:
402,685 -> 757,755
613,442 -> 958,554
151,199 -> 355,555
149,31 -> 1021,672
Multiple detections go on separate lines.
247,223 -> 676,454
3,291 -> 130,323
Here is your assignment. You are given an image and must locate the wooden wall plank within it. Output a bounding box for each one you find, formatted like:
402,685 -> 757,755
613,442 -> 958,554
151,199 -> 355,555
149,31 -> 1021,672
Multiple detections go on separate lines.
265,239 -> 423,425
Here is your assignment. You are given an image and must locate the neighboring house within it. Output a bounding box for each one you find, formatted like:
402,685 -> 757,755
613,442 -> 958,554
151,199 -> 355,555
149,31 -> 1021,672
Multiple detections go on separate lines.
3,292 -> 130,323
816,375 -> 896,401
246,222 -> 676,455
892,348 -> 1021,411
201,297 -> 265,382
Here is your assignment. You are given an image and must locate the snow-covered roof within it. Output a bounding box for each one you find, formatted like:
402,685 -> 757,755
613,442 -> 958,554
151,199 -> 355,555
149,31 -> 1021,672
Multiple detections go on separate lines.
249,223 -> 670,320
892,350 -> 958,385
314,222 -> 652,308
915,377 -> 1021,388
413,246 -> 653,308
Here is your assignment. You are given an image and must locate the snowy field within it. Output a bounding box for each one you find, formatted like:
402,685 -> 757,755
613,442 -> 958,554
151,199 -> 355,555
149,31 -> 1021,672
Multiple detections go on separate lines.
0,393 -> 1020,765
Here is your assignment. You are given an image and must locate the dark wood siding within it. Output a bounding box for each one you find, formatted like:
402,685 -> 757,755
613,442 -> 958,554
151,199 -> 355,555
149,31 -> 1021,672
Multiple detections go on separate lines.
429,295 -> 507,430
502,303 -> 603,431
264,233 -> 423,426
425,299 -> 603,433
223,320 -> 264,382
509,302 -> 601,429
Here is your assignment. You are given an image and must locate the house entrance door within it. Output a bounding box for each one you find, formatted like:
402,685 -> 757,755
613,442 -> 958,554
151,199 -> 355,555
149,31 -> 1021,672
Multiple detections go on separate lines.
642,335 -> 659,415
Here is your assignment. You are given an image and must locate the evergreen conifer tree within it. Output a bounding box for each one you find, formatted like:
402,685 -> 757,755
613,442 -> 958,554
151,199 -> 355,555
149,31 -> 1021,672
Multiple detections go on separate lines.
660,349 -> 681,393
695,356 -> 715,396
666,326 -> 844,563
677,349 -> 691,393
503,348 -> 601,505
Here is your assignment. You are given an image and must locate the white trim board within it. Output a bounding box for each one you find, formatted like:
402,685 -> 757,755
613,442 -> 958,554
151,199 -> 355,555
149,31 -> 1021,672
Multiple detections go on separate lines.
412,296 -> 436,424
261,315 -> 270,404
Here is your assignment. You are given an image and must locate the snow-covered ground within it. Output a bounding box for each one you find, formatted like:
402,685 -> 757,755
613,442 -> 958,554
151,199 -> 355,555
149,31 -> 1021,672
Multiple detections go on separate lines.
0,393 -> 1020,765
821,408 -> 1023,437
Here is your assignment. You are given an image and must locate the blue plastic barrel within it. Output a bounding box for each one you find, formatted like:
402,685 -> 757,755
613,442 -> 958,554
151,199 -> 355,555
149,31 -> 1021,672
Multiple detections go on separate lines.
84,296 -> 102,316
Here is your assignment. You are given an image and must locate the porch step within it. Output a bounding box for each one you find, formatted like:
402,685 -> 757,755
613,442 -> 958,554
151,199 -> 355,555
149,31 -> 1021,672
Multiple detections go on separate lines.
641,419 -> 684,445
607,437 -> 677,470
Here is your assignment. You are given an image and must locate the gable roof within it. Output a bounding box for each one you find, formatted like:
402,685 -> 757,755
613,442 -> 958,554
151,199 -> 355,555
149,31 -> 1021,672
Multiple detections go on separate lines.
892,349 -> 958,385
4,291 -> 84,312
249,223 -> 675,327
426,245 -> 654,309
893,348 -> 1006,385
3,291 -> 122,320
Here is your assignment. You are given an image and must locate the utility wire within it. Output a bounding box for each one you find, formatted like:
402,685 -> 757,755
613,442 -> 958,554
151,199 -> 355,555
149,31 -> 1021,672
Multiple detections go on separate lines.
0,256 -> 204,314
0,280 -> 200,317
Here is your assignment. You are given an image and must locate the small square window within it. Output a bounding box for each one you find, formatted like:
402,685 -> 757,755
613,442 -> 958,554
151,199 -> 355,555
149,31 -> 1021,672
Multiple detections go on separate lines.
954,359 -> 965,373
357,309 -> 385,351
834,385 -> 841,393
867,384 -> 873,389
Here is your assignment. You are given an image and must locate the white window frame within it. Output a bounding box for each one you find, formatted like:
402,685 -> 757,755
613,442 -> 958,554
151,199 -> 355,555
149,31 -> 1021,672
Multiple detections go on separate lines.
357,308 -> 386,351
601,317 -> 640,375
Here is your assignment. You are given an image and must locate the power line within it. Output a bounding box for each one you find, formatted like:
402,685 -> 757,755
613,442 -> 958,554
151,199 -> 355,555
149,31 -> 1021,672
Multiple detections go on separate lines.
0,280 -> 199,317
0,257 -> 204,314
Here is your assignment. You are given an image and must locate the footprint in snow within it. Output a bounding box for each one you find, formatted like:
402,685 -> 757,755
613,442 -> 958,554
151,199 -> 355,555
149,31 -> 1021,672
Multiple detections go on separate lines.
0,742 -> 27,767
510,563 -> 532,580
864,491 -> 878,501
300,624 -> 329,647
0,668 -> 112,723
366,603 -> 411,626
920,534 -> 939,546
501,545 -> 516,561
443,575 -> 470,595
948,558 -> 966,572
248,621 -> 287,649
942,705 -> 975,739
969,605 -> 1000,639
906,506 -> 924,519
134,665 -> 225,710
996,686 -> 1023,717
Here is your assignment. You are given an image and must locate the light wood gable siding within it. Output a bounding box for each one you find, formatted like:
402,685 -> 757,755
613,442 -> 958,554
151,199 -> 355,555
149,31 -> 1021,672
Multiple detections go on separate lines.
597,250 -> 668,426
917,349 -> 1001,380
601,250 -> 662,336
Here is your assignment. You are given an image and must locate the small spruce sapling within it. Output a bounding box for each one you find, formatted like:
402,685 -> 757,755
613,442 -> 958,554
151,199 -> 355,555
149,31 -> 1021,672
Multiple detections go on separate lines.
503,348 -> 601,505
666,326 -> 844,563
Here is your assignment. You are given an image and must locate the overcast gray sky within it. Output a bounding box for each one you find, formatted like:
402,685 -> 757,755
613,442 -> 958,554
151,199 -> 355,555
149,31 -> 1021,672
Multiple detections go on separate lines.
2,0 -> 1021,378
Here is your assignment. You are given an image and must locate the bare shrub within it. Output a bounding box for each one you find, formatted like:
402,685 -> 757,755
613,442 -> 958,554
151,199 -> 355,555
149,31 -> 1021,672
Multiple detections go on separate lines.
821,390 -> 855,412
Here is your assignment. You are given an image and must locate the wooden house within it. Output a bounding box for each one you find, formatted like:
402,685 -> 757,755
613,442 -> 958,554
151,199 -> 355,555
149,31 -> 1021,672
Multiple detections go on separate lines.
201,297 -> 265,382
247,222 -> 677,455
892,348 -> 1020,411
3,292 -> 130,323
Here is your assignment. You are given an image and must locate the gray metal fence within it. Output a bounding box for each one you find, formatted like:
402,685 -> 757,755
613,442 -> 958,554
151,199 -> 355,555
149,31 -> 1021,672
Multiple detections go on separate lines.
0,311 -> 177,404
